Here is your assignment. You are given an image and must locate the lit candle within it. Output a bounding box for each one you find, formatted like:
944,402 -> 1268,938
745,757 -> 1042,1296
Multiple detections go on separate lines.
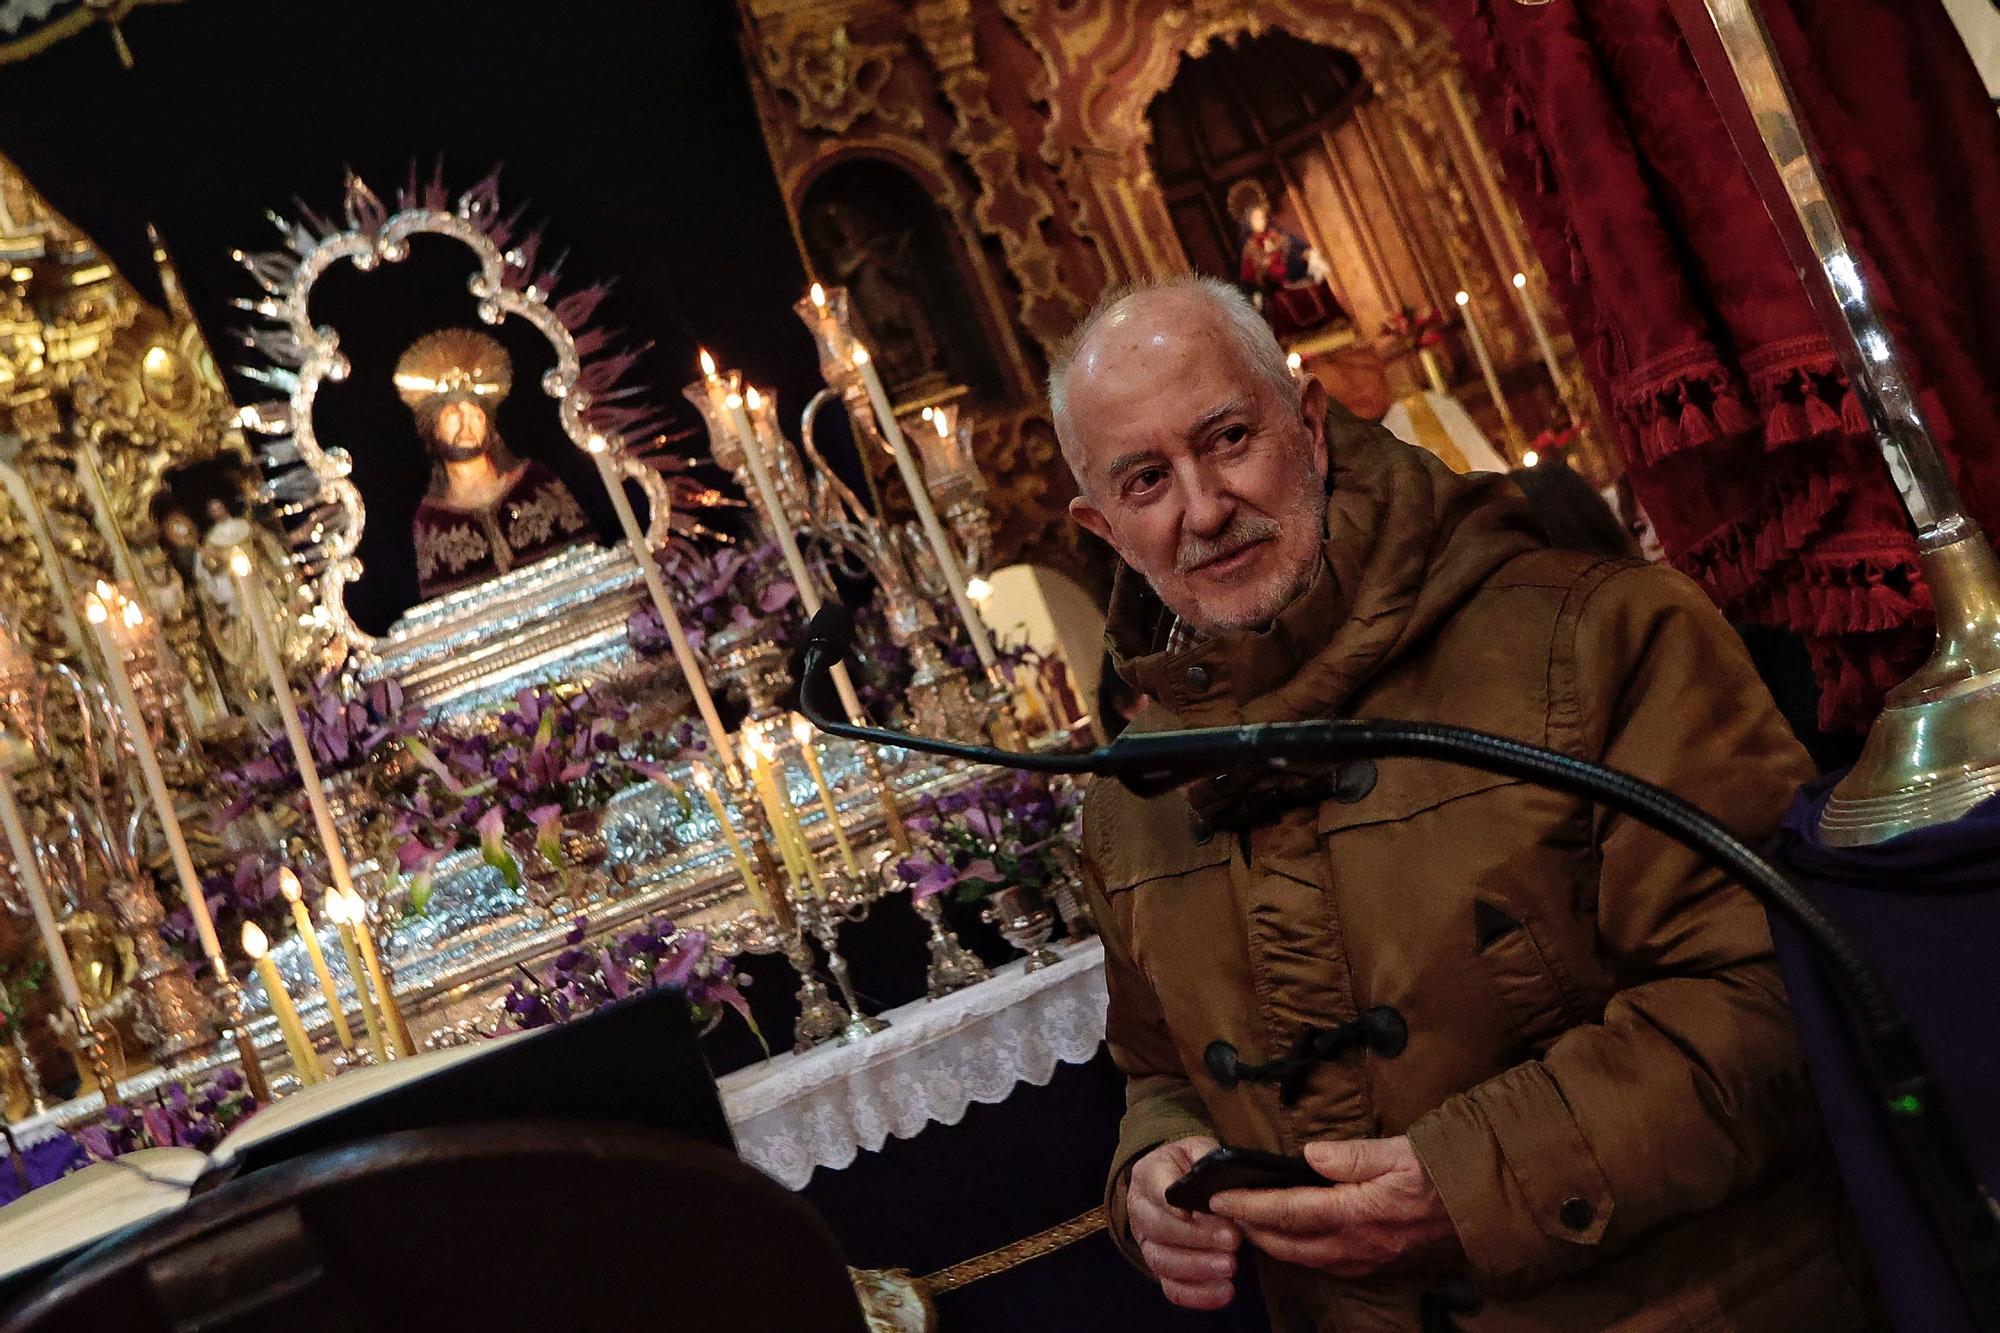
789,714 -> 861,878
278,868 -> 352,1050
692,763 -> 769,916
850,344 -> 999,673
327,888 -> 388,1064
229,541 -> 369,923
0,755 -> 83,1012
1454,290 -> 1523,452
243,921 -> 323,1085
84,585 -> 226,971
747,735 -> 818,896
1510,272 -> 1567,394
343,888 -> 412,1057
585,434 -> 739,779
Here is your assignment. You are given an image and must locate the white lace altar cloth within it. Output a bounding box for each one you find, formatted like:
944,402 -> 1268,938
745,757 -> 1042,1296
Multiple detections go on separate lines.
718,939 -> 1107,1190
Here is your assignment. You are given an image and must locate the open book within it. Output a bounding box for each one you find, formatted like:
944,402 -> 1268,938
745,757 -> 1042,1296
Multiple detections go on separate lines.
0,987 -> 726,1299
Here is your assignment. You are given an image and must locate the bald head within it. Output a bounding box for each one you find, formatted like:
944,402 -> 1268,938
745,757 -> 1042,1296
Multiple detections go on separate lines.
1053,277 -> 1329,635
1049,276 -> 1299,491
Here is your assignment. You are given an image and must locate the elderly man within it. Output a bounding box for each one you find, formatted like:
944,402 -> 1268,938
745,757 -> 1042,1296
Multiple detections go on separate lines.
1053,277 -> 1879,1331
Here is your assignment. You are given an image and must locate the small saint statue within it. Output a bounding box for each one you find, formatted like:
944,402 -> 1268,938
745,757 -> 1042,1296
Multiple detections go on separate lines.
397,329 -> 592,600
1227,179 -> 1346,339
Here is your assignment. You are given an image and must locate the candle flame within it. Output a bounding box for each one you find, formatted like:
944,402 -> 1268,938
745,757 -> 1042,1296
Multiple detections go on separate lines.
228,549 -> 253,578
1454,290 -> 1471,307
121,600 -> 144,629
966,575 -> 993,602
920,406 -> 933,421
851,345 -> 871,367
1512,272 -> 1528,289
84,597 -> 108,625
342,887 -> 368,922
278,867 -> 302,902
725,391 -> 743,411
323,887 -> 347,925
585,433 -> 608,454
1522,449 -> 1541,468
790,713 -> 813,746
95,579 -> 114,598
934,414 -> 951,438
692,763 -> 715,791
1286,352 -> 1303,374
745,386 -> 763,411
699,348 -> 717,377
242,920 -> 269,958
809,282 -> 826,308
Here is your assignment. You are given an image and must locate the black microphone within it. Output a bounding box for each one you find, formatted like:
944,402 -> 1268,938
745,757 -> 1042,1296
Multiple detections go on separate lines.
791,605 -> 2000,1317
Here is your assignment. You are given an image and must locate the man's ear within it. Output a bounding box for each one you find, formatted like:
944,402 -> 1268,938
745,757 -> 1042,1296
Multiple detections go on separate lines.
1299,376 -> 1330,485
1069,493 -> 1116,548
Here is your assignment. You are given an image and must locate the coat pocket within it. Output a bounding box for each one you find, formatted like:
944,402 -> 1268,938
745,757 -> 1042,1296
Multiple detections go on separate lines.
1470,899 -> 1575,1053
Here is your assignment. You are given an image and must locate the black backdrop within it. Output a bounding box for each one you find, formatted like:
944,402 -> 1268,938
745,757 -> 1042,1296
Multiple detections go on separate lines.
0,0 -> 850,629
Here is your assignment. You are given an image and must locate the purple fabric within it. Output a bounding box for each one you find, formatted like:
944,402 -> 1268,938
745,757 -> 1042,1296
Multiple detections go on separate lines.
0,1134 -> 87,1207
1768,773 -> 2000,1333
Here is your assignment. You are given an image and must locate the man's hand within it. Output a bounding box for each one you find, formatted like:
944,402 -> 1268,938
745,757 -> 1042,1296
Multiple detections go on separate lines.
1126,1135 -> 1242,1310
1209,1136 -> 1461,1278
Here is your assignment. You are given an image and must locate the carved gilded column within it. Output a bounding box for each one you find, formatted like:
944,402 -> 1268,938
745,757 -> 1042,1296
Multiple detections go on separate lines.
1375,57 -> 1522,364
1352,100 -> 1453,317
910,0 -> 1086,355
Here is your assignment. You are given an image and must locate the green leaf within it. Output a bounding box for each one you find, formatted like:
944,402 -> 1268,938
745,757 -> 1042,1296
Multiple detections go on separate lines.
483,843 -> 523,891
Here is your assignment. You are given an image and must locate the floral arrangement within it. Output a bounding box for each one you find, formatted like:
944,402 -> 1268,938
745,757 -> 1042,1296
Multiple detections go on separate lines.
202,673 -> 435,956
500,914 -> 754,1043
893,770 -> 1081,905
76,1068 -> 258,1161
631,541 -> 798,656
1381,306 -> 1446,350
400,684 -> 676,894
216,674 -> 427,823
847,597 -> 916,721
162,861 -> 294,967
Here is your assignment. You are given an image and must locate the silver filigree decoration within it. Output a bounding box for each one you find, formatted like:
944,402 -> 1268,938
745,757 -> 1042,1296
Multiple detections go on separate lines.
231,166 -> 680,661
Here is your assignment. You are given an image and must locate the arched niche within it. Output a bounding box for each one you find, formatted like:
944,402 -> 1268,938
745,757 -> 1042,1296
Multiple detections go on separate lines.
1144,27 -> 1452,350
797,156 -> 1007,407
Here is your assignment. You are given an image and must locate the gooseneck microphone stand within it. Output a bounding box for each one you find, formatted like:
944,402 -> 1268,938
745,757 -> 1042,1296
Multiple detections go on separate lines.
795,605 -> 2000,1330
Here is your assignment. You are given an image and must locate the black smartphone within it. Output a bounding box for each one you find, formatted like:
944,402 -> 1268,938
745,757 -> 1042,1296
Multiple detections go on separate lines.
1164,1147 -> 1324,1213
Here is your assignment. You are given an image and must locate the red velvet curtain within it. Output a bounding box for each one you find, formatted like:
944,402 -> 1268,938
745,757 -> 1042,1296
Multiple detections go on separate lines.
1433,0 -> 2000,728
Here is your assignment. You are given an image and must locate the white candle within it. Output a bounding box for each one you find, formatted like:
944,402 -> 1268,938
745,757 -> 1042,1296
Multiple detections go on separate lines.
1510,272 -> 1566,393
278,868 -> 352,1050
790,713 -> 861,878
1454,291 -> 1522,451
712,370 -> 870,724
228,544 -> 363,909
850,345 -> 999,672
243,921 -> 322,1084
84,586 -> 226,969
0,460 -> 89,658
692,762 -> 769,917
343,888 -> 411,1058
327,888 -> 388,1064
586,438 -> 739,779
74,440 -> 150,618
0,760 -> 83,1011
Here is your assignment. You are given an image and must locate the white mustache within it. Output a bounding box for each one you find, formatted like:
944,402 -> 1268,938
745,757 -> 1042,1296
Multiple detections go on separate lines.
1177,515 -> 1280,574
